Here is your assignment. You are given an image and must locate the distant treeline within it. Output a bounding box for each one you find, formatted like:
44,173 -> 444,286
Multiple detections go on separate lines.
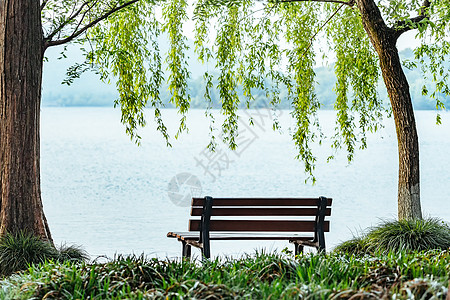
42,48 -> 449,110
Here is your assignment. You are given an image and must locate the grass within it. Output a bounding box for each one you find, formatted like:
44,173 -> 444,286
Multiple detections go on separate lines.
0,220 -> 449,299
333,236 -> 369,256
57,243 -> 89,262
334,218 -> 450,256
0,231 -> 88,277
0,250 -> 448,299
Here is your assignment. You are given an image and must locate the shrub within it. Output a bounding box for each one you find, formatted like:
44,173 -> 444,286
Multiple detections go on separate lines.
366,218 -> 450,254
333,236 -> 370,255
0,231 -> 58,276
334,218 -> 450,255
57,243 -> 89,262
0,232 -> 88,276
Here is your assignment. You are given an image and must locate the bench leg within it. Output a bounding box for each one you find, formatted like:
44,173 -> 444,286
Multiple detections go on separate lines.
318,244 -> 326,254
182,241 -> 191,259
294,243 -> 304,255
202,241 -> 211,259
317,231 -> 326,253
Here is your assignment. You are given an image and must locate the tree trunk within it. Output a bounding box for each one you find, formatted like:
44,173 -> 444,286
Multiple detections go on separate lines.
0,0 -> 52,240
356,0 -> 422,220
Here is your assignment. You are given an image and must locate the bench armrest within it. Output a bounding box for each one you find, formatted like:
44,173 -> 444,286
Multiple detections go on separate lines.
313,196 -> 328,252
199,196 -> 214,258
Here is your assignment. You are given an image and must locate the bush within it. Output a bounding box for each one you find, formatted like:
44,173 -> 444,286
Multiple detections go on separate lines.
333,236 -> 370,255
0,231 -> 58,276
0,231 -> 88,276
334,218 -> 450,255
366,218 -> 450,254
57,243 -> 89,262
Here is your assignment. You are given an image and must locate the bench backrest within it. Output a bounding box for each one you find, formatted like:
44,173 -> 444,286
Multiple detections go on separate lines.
188,197 -> 332,233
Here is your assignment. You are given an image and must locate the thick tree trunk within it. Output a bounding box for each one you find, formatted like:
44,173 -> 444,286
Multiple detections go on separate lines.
0,0 -> 52,240
356,0 -> 422,220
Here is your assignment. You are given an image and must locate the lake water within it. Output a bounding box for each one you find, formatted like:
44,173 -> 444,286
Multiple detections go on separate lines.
40,108 -> 450,259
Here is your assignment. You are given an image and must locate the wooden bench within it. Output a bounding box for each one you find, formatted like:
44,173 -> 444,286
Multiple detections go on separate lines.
167,196 -> 332,259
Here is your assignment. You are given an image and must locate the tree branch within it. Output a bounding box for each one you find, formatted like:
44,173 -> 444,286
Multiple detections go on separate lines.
279,0 -> 355,6
392,0 -> 431,39
44,0 -> 140,49
44,1 -> 92,42
301,3 -> 345,57
70,0 -> 102,39
41,0 -> 48,11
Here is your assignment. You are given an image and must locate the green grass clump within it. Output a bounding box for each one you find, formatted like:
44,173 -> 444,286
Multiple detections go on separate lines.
334,218 -> 450,256
366,218 -> 450,254
57,243 -> 89,262
333,236 -> 370,255
0,232 -> 88,276
0,232 -> 58,276
0,251 -> 449,299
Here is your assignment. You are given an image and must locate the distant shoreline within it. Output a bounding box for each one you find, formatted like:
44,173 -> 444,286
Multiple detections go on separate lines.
41,105 -> 449,111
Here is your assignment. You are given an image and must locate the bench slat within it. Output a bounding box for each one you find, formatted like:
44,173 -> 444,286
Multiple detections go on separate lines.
168,231 -> 314,241
191,197 -> 332,207
190,207 -> 332,217
189,220 -> 330,232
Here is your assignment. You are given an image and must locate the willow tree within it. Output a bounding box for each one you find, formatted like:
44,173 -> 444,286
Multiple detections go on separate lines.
203,0 -> 448,220
98,0 -> 447,220
93,0 -> 448,220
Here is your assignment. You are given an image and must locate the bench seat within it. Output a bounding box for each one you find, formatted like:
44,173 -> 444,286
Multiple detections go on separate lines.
167,196 -> 332,259
168,231 -> 314,241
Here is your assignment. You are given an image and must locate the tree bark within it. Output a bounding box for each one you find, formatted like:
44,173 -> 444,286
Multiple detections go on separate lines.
356,0 -> 422,220
0,0 -> 52,240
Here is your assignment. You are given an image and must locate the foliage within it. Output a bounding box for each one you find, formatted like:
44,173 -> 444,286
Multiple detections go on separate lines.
334,218 -> 450,256
333,236 -> 370,256
0,251 -> 449,299
86,0 -> 164,144
0,232 -> 58,276
42,43 -> 450,110
41,0 -> 450,181
0,232 -> 88,277
366,218 -> 450,254
57,243 -> 89,262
